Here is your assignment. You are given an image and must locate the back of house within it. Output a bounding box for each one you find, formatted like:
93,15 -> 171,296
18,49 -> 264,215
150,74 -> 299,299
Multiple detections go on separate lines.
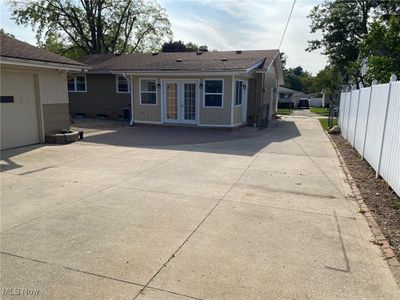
68,49 -> 284,128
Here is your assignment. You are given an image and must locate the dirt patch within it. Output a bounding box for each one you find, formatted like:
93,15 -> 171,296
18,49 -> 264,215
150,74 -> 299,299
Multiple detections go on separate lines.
331,134 -> 400,259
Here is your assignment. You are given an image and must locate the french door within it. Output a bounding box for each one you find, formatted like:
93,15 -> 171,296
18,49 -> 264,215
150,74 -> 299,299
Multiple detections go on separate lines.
163,80 -> 198,124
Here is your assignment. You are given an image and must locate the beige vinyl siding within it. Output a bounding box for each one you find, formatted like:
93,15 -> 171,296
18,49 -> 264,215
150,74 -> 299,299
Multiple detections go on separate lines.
131,75 -> 233,126
200,76 -> 232,125
132,76 -> 161,123
69,74 -> 130,119
233,105 -> 242,124
39,70 -> 69,104
42,103 -> 70,133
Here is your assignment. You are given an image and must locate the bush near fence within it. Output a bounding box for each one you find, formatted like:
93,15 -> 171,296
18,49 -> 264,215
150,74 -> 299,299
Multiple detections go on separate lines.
338,76 -> 400,196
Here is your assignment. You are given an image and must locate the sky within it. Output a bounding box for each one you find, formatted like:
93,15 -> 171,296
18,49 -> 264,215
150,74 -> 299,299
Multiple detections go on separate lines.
0,0 -> 327,75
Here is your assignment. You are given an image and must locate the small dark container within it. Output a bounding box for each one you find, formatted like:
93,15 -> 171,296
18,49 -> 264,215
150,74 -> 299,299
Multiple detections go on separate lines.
79,131 -> 84,140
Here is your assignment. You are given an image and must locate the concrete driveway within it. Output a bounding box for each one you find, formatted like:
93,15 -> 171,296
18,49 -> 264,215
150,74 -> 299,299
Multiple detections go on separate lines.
1,117 -> 399,299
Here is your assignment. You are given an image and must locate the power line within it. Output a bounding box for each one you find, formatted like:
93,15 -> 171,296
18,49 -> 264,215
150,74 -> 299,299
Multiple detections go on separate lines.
278,0 -> 296,50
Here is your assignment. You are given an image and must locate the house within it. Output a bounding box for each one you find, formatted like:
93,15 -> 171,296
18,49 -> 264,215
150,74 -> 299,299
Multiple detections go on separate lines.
0,34 -> 85,150
278,87 -> 295,108
68,49 -> 284,128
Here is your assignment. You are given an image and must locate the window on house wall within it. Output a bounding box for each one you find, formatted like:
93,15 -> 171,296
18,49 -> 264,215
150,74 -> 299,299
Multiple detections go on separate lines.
68,75 -> 87,92
235,80 -> 243,106
140,79 -> 157,104
204,80 -> 223,107
116,75 -> 130,93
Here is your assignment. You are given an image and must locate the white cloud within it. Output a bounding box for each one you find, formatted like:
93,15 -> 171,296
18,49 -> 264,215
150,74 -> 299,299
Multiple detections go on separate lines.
165,0 -> 327,74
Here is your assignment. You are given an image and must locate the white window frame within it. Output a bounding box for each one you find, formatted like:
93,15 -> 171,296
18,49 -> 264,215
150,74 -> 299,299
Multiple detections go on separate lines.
203,78 -> 224,108
68,75 -> 87,92
139,78 -> 158,105
116,75 -> 131,93
235,80 -> 243,107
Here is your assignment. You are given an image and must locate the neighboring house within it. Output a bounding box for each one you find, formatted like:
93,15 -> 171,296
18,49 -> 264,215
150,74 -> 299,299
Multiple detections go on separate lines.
68,49 -> 284,128
278,87 -> 295,108
0,34 -> 85,150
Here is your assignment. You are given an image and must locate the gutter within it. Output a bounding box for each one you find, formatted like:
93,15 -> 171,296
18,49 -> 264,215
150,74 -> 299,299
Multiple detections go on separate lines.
122,73 -> 134,126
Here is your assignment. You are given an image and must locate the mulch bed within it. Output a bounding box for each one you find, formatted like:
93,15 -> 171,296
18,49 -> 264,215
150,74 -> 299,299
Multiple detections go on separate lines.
330,134 -> 400,259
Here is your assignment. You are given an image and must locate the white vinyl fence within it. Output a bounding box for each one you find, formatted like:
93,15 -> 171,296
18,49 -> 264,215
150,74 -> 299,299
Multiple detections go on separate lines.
338,77 -> 400,196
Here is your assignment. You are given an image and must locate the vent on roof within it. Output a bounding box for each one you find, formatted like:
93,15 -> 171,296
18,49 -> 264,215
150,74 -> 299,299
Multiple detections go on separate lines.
236,50 -> 242,54
152,52 -> 158,56
176,59 -> 183,62
196,51 -> 202,55
221,58 -> 228,61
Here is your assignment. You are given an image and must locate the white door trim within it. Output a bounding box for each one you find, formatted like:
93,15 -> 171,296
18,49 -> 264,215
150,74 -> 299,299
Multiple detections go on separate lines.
161,79 -> 199,125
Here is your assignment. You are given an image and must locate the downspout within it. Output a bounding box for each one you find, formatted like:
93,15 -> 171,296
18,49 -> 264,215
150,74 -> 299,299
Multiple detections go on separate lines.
122,73 -> 134,126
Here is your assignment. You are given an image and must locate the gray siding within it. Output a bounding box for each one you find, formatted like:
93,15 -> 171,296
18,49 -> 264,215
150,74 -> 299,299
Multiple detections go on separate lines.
69,74 -> 130,119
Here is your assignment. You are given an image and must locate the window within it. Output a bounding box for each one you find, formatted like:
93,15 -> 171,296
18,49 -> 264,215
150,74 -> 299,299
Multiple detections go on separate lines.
116,75 -> 130,93
204,80 -> 223,107
235,80 -> 243,106
68,76 -> 86,92
140,79 -> 157,104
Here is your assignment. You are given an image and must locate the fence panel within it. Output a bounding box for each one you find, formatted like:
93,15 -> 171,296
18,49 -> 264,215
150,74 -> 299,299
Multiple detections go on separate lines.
354,87 -> 372,153
347,90 -> 360,146
379,81 -> 400,195
341,92 -> 352,139
338,93 -> 346,126
364,83 -> 390,170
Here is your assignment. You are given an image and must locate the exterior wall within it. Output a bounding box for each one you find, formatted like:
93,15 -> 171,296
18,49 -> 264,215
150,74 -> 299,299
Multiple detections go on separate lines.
42,103 -> 70,133
132,76 -> 162,123
199,76 -> 232,126
69,74 -> 131,119
1,64 -> 72,142
247,65 -> 279,126
131,75 -> 234,126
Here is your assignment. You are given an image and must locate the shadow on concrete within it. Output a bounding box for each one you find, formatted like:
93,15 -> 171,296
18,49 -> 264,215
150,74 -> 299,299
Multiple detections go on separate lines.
78,119 -> 301,156
0,144 -> 45,173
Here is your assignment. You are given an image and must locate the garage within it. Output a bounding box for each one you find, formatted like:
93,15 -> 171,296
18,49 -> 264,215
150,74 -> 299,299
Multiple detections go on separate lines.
1,71 -> 40,150
0,33 -> 85,150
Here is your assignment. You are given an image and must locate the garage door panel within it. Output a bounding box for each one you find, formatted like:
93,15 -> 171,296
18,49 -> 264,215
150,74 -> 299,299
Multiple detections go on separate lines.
1,71 -> 40,150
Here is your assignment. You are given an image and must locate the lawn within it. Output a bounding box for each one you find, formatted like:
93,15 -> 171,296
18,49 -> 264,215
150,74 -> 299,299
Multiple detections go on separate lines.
277,108 -> 293,115
319,118 -> 337,130
311,107 -> 329,116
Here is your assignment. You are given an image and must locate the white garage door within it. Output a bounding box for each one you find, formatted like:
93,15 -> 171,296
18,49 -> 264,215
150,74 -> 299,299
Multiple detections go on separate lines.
1,71 -> 40,150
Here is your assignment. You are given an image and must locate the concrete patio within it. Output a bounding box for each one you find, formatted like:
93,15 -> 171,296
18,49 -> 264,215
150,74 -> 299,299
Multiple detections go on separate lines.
1,117 -> 399,299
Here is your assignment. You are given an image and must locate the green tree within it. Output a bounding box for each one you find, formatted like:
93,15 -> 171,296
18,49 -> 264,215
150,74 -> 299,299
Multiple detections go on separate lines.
360,16 -> 400,83
9,0 -> 172,57
314,66 -> 342,104
307,0 -> 399,86
161,40 -> 200,52
0,28 -> 15,38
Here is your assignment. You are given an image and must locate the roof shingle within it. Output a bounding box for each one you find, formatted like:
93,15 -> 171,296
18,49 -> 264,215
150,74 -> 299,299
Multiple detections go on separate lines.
0,34 -> 84,66
78,50 -> 279,72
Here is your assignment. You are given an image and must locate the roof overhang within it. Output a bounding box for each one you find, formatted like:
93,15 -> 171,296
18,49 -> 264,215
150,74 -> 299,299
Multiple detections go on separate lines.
0,56 -> 87,71
110,70 -> 253,77
255,50 -> 285,86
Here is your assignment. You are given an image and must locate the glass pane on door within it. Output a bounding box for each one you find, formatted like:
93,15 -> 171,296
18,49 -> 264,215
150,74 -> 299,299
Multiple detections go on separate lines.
166,83 -> 178,120
184,83 -> 196,121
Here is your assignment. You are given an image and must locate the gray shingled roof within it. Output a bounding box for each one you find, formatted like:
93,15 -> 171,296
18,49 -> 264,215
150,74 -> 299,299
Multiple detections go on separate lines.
0,34 -> 84,66
78,50 -> 279,72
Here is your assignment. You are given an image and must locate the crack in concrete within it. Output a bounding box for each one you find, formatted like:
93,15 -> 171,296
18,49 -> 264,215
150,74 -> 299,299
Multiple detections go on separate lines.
324,211 -> 351,273
0,251 -> 201,300
132,146 -> 265,300
222,199 -> 356,220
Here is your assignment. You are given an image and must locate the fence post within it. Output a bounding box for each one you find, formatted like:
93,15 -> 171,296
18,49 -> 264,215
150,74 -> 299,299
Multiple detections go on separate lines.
352,84 -> 362,147
361,81 -> 376,159
345,85 -> 354,140
376,75 -> 397,178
